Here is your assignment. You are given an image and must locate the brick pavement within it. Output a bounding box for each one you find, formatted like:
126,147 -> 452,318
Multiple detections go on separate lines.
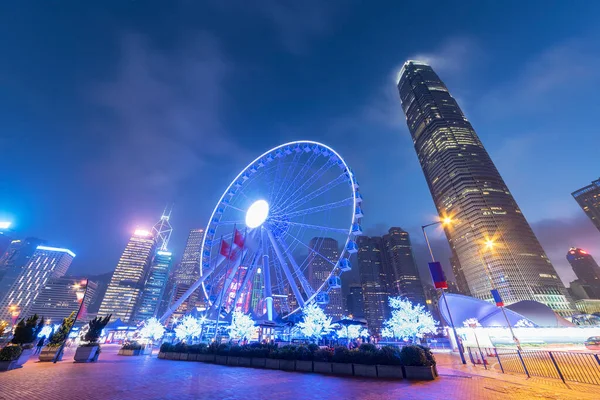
0,345 -> 597,400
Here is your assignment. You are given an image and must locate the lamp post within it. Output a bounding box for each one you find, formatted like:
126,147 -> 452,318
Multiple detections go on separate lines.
422,218 -> 466,365
478,240 -> 522,351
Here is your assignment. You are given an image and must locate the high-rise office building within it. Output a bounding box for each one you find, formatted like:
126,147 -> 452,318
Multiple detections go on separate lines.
98,229 -> 156,323
0,246 -> 75,321
135,213 -> 174,323
308,237 -> 343,320
567,248 -> 600,299
357,236 -> 389,333
167,228 -> 205,323
27,277 -> 97,323
397,60 -> 573,315
572,178 -> 600,233
346,284 -> 364,318
450,255 -> 470,295
382,227 -> 426,306
0,222 -> 13,257
0,237 -> 45,300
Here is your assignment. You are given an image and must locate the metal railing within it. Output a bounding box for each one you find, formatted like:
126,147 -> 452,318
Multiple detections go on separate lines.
466,346 -> 600,386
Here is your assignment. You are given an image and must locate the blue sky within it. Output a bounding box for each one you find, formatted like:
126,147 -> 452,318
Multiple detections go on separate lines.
1,1 -> 599,285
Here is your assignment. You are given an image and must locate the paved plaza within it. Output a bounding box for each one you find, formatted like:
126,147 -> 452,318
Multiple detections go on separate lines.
0,345 -> 599,400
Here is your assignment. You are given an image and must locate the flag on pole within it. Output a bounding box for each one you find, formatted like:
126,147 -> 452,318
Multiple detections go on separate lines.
233,228 -> 245,248
428,261 -> 448,289
219,239 -> 235,261
491,289 -> 504,307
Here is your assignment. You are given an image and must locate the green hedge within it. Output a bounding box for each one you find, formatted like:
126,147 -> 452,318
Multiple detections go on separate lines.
0,345 -> 23,361
159,343 -> 433,367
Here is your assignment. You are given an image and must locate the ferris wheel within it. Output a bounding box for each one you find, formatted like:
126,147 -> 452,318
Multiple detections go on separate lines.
162,141 -> 363,323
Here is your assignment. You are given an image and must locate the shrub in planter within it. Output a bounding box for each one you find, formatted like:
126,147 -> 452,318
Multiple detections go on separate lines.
359,343 -> 377,353
121,341 -> 143,351
173,342 -> 189,354
417,345 -> 437,367
160,342 -> 173,353
376,346 -> 402,366
313,348 -> 333,362
40,311 -> 75,362
0,345 -> 27,371
0,346 -> 23,361
75,314 -> 111,363
12,314 -> 44,347
332,346 -> 351,364
400,345 -> 436,380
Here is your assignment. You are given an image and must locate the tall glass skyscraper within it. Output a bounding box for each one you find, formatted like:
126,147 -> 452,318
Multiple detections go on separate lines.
382,227 -> 426,306
397,60 -> 573,315
134,213 -> 174,323
0,245 -> 75,321
572,178 -> 600,233
28,277 -> 97,323
356,236 -> 389,333
307,237 -> 343,320
98,229 -> 156,323
0,237 -> 45,301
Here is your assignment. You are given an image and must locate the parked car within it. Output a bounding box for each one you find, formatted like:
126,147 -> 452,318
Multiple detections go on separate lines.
584,336 -> 600,351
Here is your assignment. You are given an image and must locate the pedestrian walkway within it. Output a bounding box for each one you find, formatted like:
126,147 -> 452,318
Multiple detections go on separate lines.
0,345 -> 597,400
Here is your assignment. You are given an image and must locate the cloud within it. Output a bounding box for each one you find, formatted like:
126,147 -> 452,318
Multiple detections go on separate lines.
407,37 -> 479,77
480,35 -> 600,117
531,214 -> 600,286
86,32 -> 243,197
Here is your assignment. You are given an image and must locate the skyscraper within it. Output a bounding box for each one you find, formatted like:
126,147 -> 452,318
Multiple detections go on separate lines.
356,236 -> 389,333
346,284 -> 364,318
382,227 -> 426,305
572,178 -> 600,233
0,246 -> 75,322
135,213 -> 174,323
397,60 -> 573,315
27,277 -> 97,323
0,237 -> 45,300
567,248 -> 600,299
307,237 -> 343,320
167,228 -> 205,323
98,229 -> 156,323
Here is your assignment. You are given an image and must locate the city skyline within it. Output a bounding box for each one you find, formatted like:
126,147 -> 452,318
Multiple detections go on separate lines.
1,2 -> 599,289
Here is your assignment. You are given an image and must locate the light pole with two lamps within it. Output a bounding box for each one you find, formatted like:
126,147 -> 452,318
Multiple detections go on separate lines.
422,217 -> 466,365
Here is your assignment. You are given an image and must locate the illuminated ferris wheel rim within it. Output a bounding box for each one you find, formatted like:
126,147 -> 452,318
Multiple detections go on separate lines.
200,140 -> 361,316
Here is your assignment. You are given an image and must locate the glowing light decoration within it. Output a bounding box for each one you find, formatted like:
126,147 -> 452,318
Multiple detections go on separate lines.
38,325 -> 53,338
139,317 -> 166,341
382,296 -> 437,341
336,324 -> 369,339
227,311 -> 257,341
134,229 -> 151,237
297,302 -> 333,343
463,318 -> 482,328
36,245 -> 76,258
515,318 -> 535,328
245,200 -> 269,228
174,315 -> 202,342
0,221 -> 11,229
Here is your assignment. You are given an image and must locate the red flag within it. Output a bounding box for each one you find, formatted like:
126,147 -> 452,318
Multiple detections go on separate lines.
76,302 -> 88,321
233,229 -> 245,248
220,240 -> 232,258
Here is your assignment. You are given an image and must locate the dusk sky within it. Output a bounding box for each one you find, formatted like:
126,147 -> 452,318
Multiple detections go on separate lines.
1,1 -> 599,285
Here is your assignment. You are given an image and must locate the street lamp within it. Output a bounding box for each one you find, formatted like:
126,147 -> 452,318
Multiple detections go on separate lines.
421,217 -> 467,365
478,240 -> 522,351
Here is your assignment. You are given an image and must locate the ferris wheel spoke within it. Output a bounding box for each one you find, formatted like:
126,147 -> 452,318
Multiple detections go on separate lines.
269,219 -> 349,234
276,159 -> 336,211
266,229 -> 305,308
274,235 -> 314,298
279,230 -> 337,267
279,172 -> 348,213
283,197 -> 354,219
272,151 -> 303,206
273,151 -> 320,208
216,220 -> 245,226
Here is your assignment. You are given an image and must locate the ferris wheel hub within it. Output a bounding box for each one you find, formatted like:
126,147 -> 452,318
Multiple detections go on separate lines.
246,199 -> 269,228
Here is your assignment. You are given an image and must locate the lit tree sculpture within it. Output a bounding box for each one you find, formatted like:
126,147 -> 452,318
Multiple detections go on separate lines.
227,311 -> 257,342
174,315 -> 202,342
140,317 -> 166,341
336,324 -> 369,340
382,296 -> 437,342
515,318 -> 535,328
462,318 -> 481,328
297,302 -> 333,343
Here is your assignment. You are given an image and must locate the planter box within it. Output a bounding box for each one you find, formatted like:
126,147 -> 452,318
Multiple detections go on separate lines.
200,354 -> 216,363
238,357 -> 252,367
179,353 -> 189,361
332,362 -> 353,375
215,355 -> 228,365
403,365 -> 436,381
0,348 -> 33,371
279,359 -> 295,371
265,358 -> 280,369
119,349 -> 142,356
376,365 -> 404,379
295,360 -> 313,372
353,364 -> 377,378
39,347 -> 62,362
187,354 -> 198,361
166,352 -> 177,360
74,345 -> 99,363
313,361 -> 333,374
227,356 -> 239,366
251,357 -> 266,368
158,352 -> 166,359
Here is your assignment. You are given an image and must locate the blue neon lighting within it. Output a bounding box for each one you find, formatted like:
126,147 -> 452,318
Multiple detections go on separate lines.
36,245 -> 76,258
